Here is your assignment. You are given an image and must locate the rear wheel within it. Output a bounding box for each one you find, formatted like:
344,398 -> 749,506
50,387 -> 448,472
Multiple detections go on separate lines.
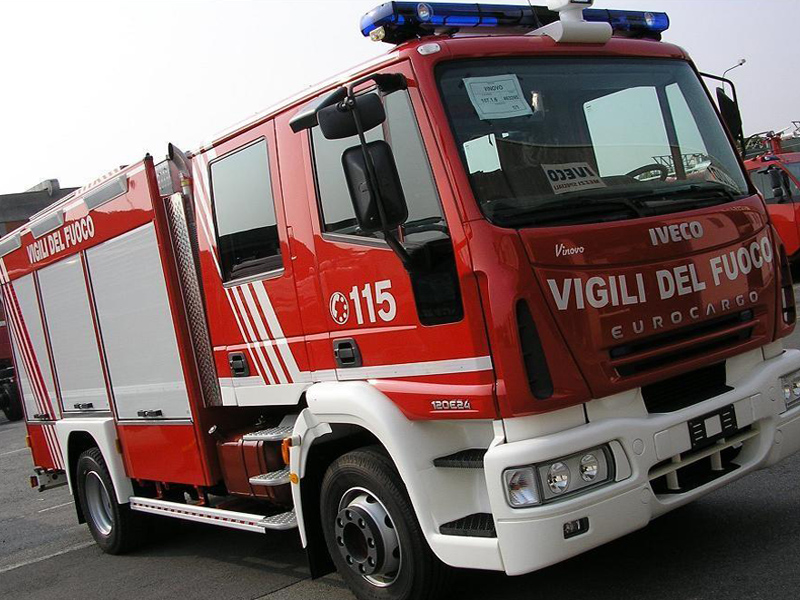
76,447 -> 143,554
320,447 -> 451,600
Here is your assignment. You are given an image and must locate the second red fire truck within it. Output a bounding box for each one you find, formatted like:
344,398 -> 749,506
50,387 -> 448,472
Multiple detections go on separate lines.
4,2 -> 800,599
745,129 -> 800,263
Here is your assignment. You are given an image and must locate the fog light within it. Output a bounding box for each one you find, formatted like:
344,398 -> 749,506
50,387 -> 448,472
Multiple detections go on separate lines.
503,467 -> 540,507
580,454 -> 599,482
780,369 -> 800,410
546,462 -> 570,495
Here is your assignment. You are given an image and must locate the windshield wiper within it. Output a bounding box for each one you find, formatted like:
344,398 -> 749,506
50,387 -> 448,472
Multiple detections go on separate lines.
496,196 -> 646,227
493,183 -> 746,227
626,182 -> 742,204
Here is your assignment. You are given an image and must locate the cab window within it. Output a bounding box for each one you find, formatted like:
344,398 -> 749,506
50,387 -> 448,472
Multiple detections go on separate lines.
210,139 -> 282,282
310,90 -> 446,241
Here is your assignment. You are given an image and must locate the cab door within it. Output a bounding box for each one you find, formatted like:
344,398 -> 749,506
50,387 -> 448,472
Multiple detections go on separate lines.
192,122 -> 310,407
301,63 -> 495,419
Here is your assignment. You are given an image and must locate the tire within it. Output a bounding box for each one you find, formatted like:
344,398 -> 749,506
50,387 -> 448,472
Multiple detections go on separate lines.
1,383 -> 24,422
76,447 -> 143,554
320,447 -> 451,600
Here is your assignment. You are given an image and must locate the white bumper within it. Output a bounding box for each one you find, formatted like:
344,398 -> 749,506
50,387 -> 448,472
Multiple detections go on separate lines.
482,348 -> 800,576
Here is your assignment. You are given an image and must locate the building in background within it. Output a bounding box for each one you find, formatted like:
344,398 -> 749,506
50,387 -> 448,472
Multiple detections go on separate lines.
0,179 -> 78,236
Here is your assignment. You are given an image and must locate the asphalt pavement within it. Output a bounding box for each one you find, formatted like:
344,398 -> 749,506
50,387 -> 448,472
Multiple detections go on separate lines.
2,292 -> 800,599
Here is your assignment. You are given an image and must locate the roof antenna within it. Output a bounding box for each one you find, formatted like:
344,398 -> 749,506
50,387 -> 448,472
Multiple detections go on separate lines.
531,0 -> 612,44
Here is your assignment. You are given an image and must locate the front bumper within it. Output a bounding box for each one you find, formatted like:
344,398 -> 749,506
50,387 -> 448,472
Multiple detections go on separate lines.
483,348 -> 800,576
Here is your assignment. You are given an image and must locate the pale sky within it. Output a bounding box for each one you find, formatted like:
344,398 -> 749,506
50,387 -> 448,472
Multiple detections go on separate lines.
1,0 -> 798,193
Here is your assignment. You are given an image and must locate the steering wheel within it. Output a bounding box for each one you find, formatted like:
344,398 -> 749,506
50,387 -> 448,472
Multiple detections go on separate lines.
626,164 -> 670,181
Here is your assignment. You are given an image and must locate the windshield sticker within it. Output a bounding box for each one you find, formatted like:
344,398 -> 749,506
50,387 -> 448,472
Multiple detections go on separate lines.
542,163 -> 607,195
463,75 -> 533,121
704,165 -> 739,190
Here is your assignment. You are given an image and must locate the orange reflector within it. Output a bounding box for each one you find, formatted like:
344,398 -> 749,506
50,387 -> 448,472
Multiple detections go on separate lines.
30,475 -> 38,488
289,472 -> 299,485
281,438 -> 291,465
25,435 -> 31,448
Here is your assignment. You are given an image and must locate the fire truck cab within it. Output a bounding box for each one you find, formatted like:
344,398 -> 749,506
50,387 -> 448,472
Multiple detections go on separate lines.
4,2 -> 800,599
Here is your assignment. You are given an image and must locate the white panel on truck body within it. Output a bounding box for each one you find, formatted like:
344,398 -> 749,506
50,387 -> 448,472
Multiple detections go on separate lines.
39,254 -> 110,412
9,323 -> 39,420
86,223 -> 191,421
12,274 -> 60,419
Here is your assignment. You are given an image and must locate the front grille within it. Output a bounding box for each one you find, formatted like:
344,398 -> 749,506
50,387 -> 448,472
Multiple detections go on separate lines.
641,362 -> 731,413
649,427 -> 756,496
610,310 -> 754,377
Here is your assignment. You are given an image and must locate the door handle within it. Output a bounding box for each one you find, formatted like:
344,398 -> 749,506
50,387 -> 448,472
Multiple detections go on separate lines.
228,352 -> 250,377
74,403 -> 94,410
137,409 -> 163,418
333,338 -> 362,368
33,413 -> 49,420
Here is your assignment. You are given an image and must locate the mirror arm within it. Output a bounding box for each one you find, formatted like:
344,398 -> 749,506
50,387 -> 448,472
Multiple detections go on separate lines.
344,84 -> 414,271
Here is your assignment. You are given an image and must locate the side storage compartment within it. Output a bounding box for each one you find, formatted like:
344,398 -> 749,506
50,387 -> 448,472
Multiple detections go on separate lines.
38,254 -> 111,414
85,222 -> 206,484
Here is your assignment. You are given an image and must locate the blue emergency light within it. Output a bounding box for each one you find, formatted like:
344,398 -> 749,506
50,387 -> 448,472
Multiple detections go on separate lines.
360,2 -> 669,44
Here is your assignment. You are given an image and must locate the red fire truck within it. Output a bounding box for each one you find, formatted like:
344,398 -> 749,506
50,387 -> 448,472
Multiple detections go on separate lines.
4,2 -> 800,599
745,131 -> 800,262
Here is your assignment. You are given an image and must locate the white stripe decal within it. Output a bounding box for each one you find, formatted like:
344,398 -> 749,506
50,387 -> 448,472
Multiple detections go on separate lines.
224,288 -> 268,383
337,356 -> 494,381
230,287 -> 276,385
240,284 -> 288,384
252,281 -> 301,380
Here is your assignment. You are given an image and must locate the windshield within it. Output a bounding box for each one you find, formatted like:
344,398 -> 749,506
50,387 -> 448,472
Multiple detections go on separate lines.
437,58 -> 750,228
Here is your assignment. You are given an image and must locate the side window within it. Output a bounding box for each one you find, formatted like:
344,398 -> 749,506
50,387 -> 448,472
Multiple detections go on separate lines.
312,126 -> 383,236
210,139 -> 282,282
383,91 -> 445,234
749,170 -> 778,203
311,90 -> 445,239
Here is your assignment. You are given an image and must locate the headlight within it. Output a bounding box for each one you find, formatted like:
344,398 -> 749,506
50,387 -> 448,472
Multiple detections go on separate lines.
503,467 -> 540,508
503,445 -> 614,508
780,369 -> 800,411
546,462 -> 570,494
579,453 -> 600,482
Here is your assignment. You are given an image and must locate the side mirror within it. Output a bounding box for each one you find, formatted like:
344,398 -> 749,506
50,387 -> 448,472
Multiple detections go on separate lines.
317,93 -> 385,140
716,88 -> 744,144
342,140 -> 408,233
769,169 -> 786,200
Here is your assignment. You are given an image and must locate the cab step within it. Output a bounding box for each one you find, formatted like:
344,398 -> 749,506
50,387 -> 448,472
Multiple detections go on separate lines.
242,424 -> 294,442
129,497 -> 297,533
433,449 -> 486,469
440,513 -> 496,538
249,467 -> 291,487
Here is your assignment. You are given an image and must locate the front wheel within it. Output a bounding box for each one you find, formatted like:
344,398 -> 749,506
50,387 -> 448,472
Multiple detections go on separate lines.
76,447 -> 144,554
320,447 -> 451,600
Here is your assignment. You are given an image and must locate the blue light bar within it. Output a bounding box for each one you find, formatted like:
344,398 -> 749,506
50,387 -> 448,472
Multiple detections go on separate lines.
360,2 -> 669,44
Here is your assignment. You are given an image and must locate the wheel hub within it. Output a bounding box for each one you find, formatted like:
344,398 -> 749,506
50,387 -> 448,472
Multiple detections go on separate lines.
335,490 -> 401,586
85,471 -> 114,536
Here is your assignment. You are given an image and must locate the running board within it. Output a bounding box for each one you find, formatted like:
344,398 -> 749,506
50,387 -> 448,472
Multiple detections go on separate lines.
128,497 -> 297,533
242,424 -> 294,442
250,467 -> 291,487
